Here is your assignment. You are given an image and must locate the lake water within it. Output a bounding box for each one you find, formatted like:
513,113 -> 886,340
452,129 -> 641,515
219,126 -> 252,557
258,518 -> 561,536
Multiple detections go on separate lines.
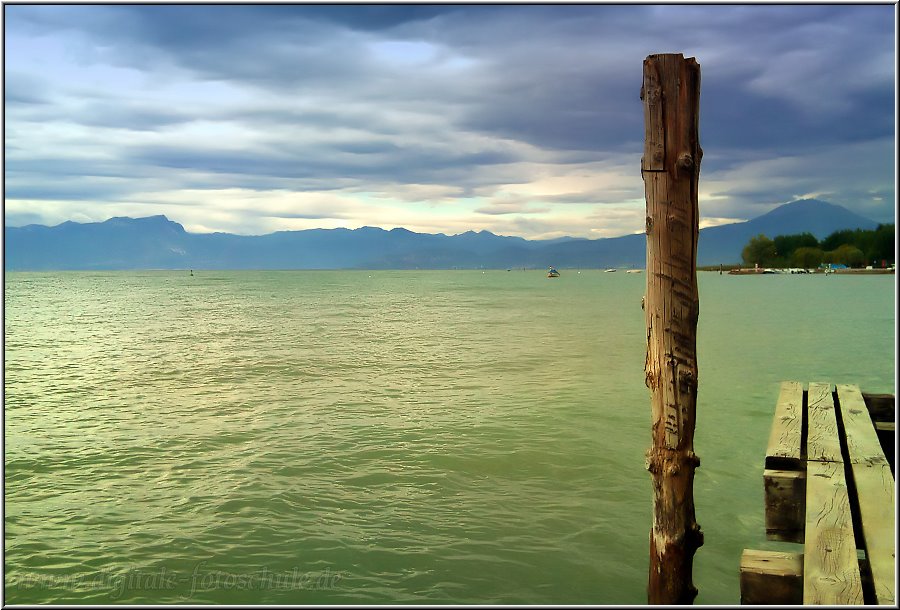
3,270 -> 895,604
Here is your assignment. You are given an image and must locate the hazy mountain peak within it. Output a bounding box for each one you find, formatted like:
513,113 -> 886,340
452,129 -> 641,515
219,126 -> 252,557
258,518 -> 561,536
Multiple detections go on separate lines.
104,214 -> 168,223
760,198 -> 843,217
697,198 -> 880,264
100,214 -> 186,232
756,199 -> 877,229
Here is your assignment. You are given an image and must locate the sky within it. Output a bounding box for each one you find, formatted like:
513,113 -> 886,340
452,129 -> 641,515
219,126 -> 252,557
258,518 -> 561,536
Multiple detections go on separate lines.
3,3 -> 896,239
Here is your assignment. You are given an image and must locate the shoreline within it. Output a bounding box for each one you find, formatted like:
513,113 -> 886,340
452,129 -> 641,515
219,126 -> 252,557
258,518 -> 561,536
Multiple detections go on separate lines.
724,267 -> 895,275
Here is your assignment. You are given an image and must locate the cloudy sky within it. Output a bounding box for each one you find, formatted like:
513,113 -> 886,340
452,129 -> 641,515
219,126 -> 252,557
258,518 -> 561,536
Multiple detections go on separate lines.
3,4 -> 896,239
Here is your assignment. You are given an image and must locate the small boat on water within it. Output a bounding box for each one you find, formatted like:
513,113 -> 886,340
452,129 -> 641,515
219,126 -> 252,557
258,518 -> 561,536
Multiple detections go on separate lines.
605,268 -> 617,273
626,269 -> 642,274
547,267 -> 560,278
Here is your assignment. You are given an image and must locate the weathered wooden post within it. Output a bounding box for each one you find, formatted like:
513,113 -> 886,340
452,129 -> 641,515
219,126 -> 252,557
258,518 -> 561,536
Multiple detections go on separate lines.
640,53 -> 703,604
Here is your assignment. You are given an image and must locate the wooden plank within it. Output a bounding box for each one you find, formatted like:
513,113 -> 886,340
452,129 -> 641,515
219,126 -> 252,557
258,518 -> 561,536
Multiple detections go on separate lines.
838,384 -> 895,603
764,469 -> 805,542
807,382 -> 842,463
765,381 -> 804,469
740,549 -> 803,605
875,421 -> 895,433
837,384 -> 889,465
850,460 -> 895,604
804,460 -> 863,604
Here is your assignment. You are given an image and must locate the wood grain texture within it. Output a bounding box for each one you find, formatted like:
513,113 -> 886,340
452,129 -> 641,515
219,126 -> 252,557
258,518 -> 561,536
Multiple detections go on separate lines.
740,549 -> 803,605
849,458 -> 895,604
764,468 -> 805,542
837,384 -> 889,466
807,382 -> 842,463
641,58 -> 665,172
753,382 -> 895,605
804,460 -> 863,604
765,381 -> 804,469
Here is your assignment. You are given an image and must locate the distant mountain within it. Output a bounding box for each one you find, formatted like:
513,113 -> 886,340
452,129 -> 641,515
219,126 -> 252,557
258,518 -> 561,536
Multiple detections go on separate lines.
697,199 -> 880,265
3,199 -> 882,270
3,216 -> 572,271
5,215 -> 191,270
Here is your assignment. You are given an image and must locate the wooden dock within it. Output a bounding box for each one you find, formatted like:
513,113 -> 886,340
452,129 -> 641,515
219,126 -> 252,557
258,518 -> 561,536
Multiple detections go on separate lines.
740,382 -> 895,605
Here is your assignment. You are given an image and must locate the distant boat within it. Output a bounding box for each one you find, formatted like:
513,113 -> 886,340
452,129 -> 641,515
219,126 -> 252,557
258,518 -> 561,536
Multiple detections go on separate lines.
605,268 -> 617,272
547,267 -> 560,278
626,269 -> 642,274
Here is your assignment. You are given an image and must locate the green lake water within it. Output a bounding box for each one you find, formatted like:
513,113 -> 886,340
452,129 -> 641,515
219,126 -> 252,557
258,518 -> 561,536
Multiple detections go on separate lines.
3,270 -> 896,604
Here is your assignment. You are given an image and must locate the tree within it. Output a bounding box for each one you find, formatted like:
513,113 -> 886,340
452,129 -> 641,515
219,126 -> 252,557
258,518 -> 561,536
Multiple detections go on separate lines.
870,224 -> 895,264
742,234 -> 777,267
748,225 -> 894,268
830,244 -> 865,267
821,229 -> 857,252
774,233 -> 818,260
792,247 -> 824,269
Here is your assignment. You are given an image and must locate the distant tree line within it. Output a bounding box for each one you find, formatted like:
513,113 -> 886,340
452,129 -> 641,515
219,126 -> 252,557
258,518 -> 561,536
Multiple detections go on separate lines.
741,224 -> 895,268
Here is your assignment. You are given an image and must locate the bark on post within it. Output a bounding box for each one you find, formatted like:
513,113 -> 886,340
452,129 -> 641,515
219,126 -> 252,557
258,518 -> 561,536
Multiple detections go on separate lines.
640,53 -> 703,604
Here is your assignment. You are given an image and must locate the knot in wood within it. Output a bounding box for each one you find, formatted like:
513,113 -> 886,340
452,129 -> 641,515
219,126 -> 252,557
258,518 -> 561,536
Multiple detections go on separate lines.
645,451 -> 658,473
686,450 -> 701,468
678,369 -> 697,393
666,461 -> 681,476
645,370 -> 655,390
687,522 -> 705,550
645,216 -> 654,235
677,153 -> 693,171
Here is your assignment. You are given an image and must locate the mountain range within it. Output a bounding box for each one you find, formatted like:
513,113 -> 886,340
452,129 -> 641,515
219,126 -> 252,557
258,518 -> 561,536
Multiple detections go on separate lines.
3,199 -> 881,271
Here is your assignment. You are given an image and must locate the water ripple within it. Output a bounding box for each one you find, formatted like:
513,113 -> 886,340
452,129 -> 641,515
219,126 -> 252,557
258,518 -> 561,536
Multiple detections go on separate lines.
5,270 -> 895,604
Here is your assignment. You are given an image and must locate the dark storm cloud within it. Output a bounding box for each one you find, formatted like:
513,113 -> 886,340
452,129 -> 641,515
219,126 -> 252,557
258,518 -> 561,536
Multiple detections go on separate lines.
9,4 -> 894,144
4,3 -> 895,233
440,4 -> 895,158
125,141 -> 521,187
225,4 -> 459,32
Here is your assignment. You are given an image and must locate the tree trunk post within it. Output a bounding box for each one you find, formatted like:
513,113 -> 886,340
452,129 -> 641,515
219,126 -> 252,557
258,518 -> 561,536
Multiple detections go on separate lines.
640,53 -> 704,604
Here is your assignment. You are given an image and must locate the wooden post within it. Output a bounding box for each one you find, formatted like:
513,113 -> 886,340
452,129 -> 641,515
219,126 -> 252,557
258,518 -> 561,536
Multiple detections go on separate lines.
640,53 -> 703,604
